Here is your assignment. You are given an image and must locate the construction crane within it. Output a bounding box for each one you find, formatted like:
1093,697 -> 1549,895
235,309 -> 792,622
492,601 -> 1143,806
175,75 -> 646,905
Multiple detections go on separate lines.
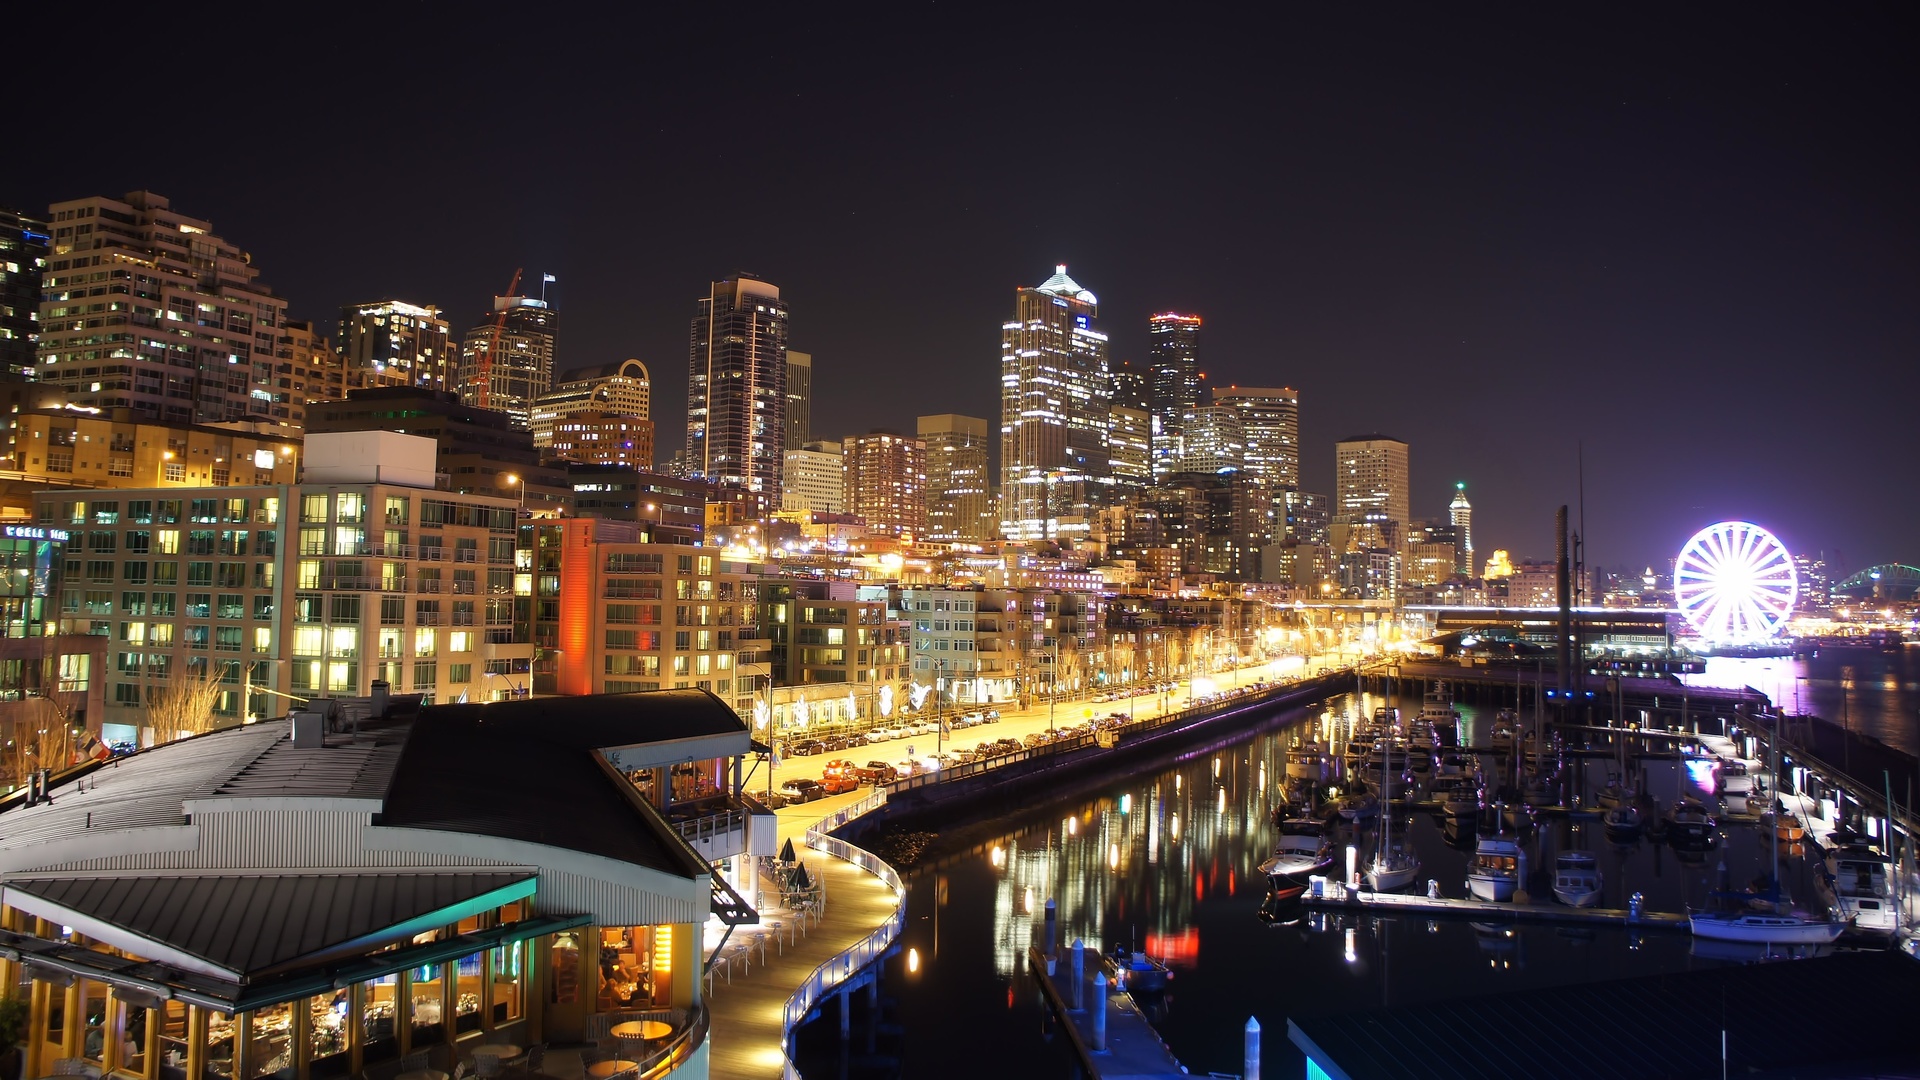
470,267 -> 523,410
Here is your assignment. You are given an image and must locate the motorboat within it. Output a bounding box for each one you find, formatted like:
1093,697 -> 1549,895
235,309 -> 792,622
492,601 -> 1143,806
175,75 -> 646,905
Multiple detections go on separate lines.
1435,750 -> 1473,778
1594,776 -> 1638,810
1688,909 -> 1847,945
1468,825 -> 1528,902
1107,946 -> 1172,994
1285,740 -> 1329,783
1602,803 -> 1642,841
1372,706 -> 1400,734
1770,813 -> 1804,843
1335,790 -> 1380,822
1552,850 -> 1603,907
1666,799 -> 1717,847
1717,758 -> 1754,795
1260,818 -> 1336,890
1415,685 -> 1460,746
1819,843 -> 1899,934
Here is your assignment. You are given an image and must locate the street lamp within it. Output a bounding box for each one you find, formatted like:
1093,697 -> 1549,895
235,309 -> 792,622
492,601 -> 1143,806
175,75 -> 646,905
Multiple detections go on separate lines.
504,473 -> 526,513
485,670 -> 526,700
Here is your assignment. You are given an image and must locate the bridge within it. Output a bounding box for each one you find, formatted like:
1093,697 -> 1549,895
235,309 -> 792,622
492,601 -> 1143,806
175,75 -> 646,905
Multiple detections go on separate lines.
1833,563 -> 1920,601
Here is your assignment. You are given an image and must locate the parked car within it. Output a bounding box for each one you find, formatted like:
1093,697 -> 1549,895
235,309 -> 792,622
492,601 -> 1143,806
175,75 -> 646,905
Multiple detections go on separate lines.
1023,732 -> 1052,749
787,739 -> 825,757
854,760 -> 899,785
780,777 -> 824,802
820,759 -> 860,794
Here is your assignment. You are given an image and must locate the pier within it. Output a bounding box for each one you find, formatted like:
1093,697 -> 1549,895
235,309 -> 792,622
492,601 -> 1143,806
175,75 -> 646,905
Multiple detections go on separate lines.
1299,881 -> 1689,928
1026,944 -> 1190,1080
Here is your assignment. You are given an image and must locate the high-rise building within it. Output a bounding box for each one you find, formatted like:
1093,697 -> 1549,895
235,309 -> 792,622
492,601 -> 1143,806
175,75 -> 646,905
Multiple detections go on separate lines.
843,430 -> 926,538
531,359 -> 652,462
1178,404 -> 1246,475
918,414 -> 994,542
1105,405 -> 1152,498
0,207 -> 49,379
276,319 -> 347,430
785,350 -> 812,451
38,191 -> 287,425
1213,385 -> 1300,492
781,440 -> 843,515
688,274 -> 788,501
337,301 -> 453,394
999,265 -> 1110,540
1109,359 -> 1150,413
1449,482 -> 1474,574
1334,435 -> 1410,527
1147,312 -> 1202,480
307,387 -> 570,514
544,413 -> 654,469
1283,489 -> 1331,546
459,295 -> 556,430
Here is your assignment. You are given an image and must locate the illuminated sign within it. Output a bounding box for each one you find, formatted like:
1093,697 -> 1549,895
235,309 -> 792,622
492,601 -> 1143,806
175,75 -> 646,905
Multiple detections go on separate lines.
3,525 -> 69,542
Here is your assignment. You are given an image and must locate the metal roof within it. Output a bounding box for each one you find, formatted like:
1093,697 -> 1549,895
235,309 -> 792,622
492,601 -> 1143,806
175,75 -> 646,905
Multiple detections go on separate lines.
3,872 -> 534,981
1287,950 -> 1920,1080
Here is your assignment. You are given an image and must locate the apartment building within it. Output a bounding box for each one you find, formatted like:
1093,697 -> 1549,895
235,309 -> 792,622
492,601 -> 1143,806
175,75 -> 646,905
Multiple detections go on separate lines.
1,409 -> 301,518
900,586 -> 1102,706
761,578 -> 910,688
35,433 -> 532,735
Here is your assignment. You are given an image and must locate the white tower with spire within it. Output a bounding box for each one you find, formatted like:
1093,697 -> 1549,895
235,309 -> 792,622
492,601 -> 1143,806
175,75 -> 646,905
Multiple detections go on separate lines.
1449,482 -> 1474,575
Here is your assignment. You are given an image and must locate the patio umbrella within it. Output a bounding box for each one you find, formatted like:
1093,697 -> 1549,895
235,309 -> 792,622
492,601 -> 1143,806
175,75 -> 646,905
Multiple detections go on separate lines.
791,863 -> 813,891
780,836 -> 797,862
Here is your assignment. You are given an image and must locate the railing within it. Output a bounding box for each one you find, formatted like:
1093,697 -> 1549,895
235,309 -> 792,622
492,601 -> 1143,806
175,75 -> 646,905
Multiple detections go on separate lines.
673,805 -> 748,846
778,789 -> 905,1079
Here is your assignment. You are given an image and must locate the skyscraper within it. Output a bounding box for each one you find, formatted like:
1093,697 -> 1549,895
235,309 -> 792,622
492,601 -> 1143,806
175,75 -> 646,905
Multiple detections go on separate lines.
843,430 -> 926,538
1334,435 -> 1411,528
37,191 -> 287,425
0,207 -> 48,380
1147,312 -> 1202,480
276,319 -> 347,429
531,359 -> 652,461
1213,385 -> 1300,492
688,274 -> 788,500
1178,404 -> 1246,475
1449,482 -> 1474,574
782,440 -> 843,515
919,413 -> 994,542
1109,359 -> 1150,413
786,350 -> 812,450
999,265 -> 1110,540
338,300 -> 454,394
459,294 -> 556,430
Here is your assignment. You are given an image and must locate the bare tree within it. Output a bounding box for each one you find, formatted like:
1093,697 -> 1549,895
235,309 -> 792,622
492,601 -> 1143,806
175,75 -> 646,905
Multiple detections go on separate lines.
147,666 -> 226,745
6,697 -> 74,790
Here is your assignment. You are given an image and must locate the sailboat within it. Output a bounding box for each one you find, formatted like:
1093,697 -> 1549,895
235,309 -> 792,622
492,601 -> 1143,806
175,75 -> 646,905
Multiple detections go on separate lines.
1690,714 -> 1847,945
1364,734 -> 1421,892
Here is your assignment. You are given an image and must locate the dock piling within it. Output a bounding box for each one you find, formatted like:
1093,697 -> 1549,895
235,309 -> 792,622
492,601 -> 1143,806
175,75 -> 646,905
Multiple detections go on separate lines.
1070,940 -> 1085,1010
1244,1017 -> 1261,1080
1089,973 -> 1107,1051
1044,897 -> 1057,955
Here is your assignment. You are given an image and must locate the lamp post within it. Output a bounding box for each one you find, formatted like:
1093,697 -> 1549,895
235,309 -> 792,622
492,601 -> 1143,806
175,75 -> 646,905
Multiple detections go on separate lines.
504,473 -> 527,514
485,669 -> 526,700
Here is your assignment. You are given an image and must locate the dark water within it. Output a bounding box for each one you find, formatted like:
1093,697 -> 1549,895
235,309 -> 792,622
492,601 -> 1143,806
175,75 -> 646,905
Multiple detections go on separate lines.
793,692 -> 1814,1079
1685,650 -> 1920,758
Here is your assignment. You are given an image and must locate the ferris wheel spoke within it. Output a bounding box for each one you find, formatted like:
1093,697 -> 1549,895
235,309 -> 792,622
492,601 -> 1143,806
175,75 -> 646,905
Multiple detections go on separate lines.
1674,521 -> 1798,643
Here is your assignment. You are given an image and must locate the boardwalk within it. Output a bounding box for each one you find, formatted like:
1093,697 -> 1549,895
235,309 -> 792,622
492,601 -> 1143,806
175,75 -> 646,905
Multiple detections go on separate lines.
703,793 -> 901,1080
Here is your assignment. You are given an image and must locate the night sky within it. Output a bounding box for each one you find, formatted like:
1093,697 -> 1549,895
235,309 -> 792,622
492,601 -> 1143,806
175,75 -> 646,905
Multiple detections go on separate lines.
8,7 -> 1914,574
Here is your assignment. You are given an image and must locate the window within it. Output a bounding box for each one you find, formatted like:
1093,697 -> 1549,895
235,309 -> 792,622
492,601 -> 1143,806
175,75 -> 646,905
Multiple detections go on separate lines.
448,663 -> 472,684
163,462 -> 184,483
412,661 -> 437,689
301,493 -> 328,522
414,628 -> 436,657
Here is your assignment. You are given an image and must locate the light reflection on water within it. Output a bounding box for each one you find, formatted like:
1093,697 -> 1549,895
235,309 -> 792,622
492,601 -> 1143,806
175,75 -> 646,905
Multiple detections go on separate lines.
800,692 -> 1820,1080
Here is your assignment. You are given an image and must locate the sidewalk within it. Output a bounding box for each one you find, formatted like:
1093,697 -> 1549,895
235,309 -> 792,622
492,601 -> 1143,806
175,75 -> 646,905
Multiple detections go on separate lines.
702,794 -> 899,1080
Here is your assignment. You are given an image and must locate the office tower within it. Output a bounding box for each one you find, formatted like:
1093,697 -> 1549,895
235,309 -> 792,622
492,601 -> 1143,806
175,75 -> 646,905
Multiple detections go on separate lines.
459,294 -> 556,430
781,440 -> 844,514
1283,489 -> 1331,546
1178,404 -> 1246,475
1213,385 -> 1300,492
337,301 -> 453,393
275,320 -> 347,429
544,414 -> 654,469
1147,312 -> 1202,480
37,191 -> 287,424
843,430 -> 926,538
999,265 -> 1111,540
1109,359 -> 1150,413
532,359 -> 652,461
688,274 -> 788,501
1106,405 -> 1152,498
918,414 -> 994,542
786,350 -> 812,450
1450,482 -> 1474,574
0,207 -> 49,379
1334,435 -> 1410,526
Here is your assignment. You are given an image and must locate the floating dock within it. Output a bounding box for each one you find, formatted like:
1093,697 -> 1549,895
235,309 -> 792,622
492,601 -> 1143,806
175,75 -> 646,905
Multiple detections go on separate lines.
1300,881 -> 1690,927
1027,944 -> 1189,1080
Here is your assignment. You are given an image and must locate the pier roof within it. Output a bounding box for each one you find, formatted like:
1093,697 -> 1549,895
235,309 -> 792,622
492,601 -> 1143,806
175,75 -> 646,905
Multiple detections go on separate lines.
1287,950 -> 1920,1080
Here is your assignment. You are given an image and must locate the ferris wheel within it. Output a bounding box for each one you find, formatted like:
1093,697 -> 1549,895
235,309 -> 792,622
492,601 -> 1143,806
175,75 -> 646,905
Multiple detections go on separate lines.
1673,521 -> 1798,642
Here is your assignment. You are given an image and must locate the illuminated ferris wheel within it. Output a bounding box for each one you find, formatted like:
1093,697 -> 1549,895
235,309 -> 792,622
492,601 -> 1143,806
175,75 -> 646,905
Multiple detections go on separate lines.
1673,521 -> 1798,642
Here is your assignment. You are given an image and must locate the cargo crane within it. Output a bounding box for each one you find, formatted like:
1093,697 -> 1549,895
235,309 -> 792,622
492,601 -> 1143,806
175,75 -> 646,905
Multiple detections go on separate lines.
469,267 -> 523,410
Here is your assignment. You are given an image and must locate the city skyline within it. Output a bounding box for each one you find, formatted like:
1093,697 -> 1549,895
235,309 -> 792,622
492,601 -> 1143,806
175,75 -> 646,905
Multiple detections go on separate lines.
3,9 -> 1913,571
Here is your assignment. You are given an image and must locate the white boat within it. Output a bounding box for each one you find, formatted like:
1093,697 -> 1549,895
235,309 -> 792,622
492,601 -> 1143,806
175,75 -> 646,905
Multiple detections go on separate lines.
1415,685 -> 1460,745
1820,843 -> 1899,934
1552,850 -> 1602,907
1364,738 -> 1421,892
1285,741 -> 1328,783
1688,909 -> 1846,945
1602,803 -> 1642,839
1259,818 -> 1335,887
1467,826 -> 1527,902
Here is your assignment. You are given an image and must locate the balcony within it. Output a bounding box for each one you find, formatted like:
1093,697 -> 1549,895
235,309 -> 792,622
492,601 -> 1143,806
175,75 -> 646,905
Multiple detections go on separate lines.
668,794 -> 776,863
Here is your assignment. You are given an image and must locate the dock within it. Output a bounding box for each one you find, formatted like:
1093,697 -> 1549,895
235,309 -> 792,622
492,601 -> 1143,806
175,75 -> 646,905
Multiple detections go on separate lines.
1300,881 -> 1690,927
1027,944 -> 1190,1080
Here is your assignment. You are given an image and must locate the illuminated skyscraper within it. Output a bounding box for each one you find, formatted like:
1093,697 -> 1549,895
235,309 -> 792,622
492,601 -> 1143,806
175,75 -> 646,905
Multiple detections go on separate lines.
37,191 -> 287,425
785,350 -> 812,450
0,207 -> 48,379
1178,404 -> 1245,475
1334,435 -> 1410,527
919,414 -> 994,541
687,274 -> 788,500
1147,312 -> 1201,479
844,430 -> 926,538
1449,482 -> 1474,574
532,359 -> 652,462
999,265 -> 1110,540
782,440 -> 843,515
1109,359 -> 1150,413
459,295 -> 557,430
1213,386 -> 1300,492
338,300 -> 454,394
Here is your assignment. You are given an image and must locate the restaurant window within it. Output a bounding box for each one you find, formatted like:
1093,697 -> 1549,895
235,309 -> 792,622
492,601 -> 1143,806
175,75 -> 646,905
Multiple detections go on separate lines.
454,954 -> 485,1034
408,965 -> 444,1046
597,926 -> 666,1011
113,994 -> 148,1074
307,990 -> 349,1075
361,974 -> 398,1062
158,999 -> 189,1080
490,942 -> 524,1022
206,1012 -> 236,1079
245,1001 -> 294,1079
81,979 -> 109,1064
